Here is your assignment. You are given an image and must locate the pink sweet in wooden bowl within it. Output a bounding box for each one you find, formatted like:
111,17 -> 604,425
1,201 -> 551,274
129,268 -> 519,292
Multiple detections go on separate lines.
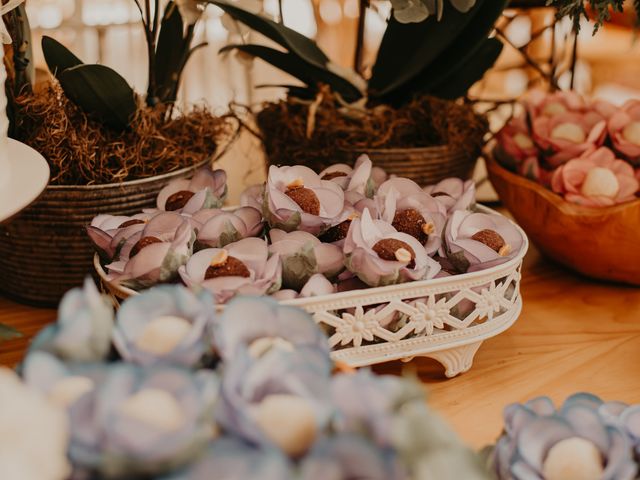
490,90 -> 640,285
489,149 -> 640,286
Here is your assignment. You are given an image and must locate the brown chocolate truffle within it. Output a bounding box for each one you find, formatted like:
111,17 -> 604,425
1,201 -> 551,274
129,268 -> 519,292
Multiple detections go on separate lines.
130,236 -> 162,257
319,219 -> 352,243
118,219 -> 145,229
165,190 -> 195,211
372,238 -> 416,268
471,229 -> 506,253
204,256 -> 251,279
321,171 -> 348,181
392,208 -> 430,244
285,186 -> 321,216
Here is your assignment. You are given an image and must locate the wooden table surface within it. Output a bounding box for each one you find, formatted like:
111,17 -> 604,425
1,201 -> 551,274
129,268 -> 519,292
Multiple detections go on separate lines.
1,245 -> 639,450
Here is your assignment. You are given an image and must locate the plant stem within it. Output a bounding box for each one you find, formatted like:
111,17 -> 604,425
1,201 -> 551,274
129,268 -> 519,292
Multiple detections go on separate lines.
143,0 -> 157,106
278,0 -> 284,24
353,0 -> 367,74
569,27 -> 578,89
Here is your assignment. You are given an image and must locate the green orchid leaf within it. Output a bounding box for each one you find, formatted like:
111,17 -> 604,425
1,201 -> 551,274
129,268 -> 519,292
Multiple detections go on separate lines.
207,0 -> 329,69
42,35 -> 83,77
221,44 -> 363,101
155,1 -> 193,103
406,0 -> 507,97
0,323 -> 22,342
430,37 -> 503,99
58,64 -> 137,131
370,0 -> 505,100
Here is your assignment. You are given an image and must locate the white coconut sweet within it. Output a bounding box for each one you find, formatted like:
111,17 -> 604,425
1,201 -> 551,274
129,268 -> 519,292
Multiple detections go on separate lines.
248,337 -> 295,358
581,167 -> 620,199
542,102 -> 568,116
119,388 -> 185,432
542,437 -> 603,480
135,316 -> 192,355
622,121 -> 640,146
48,376 -> 95,408
251,394 -> 317,457
551,123 -> 586,144
513,133 -> 535,150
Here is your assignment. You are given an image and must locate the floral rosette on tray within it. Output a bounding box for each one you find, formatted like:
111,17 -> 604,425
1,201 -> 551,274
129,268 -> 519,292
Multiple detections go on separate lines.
487,393 -> 640,480
89,155 -> 525,304
1,280 -> 494,480
495,90 -> 640,207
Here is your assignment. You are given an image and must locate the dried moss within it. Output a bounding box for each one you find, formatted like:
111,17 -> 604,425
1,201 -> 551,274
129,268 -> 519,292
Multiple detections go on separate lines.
12,84 -> 229,185
256,89 -> 489,171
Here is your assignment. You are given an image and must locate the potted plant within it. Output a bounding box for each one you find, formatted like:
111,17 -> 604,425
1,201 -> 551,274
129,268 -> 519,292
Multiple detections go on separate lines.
209,0 -> 506,185
488,1 -> 640,285
0,1 -> 229,305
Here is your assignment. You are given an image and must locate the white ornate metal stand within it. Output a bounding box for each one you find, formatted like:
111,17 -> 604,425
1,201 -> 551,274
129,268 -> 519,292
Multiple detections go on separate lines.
96,206 -> 528,377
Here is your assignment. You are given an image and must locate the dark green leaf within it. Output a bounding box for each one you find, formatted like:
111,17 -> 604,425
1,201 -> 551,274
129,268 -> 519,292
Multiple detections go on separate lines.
155,1 -> 192,103
42,35 -> 83,77
370,0 -> 505,99
58,64 -> 137,130
406,0 -> 508,97
221,44 -> 363,101
430,37 -> 503,99
0,323 -> 22,342
208,0 -> 329,69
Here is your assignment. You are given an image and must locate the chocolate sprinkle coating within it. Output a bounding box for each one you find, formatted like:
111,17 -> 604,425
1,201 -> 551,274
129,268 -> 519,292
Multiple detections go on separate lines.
130,236 -> 162,257
285,186 -> 320,216
204,256 -> 250,279
118,219 -> 145,228
373,238 -> 416,269
471,229 -> 505,253
165,190 -> 195,211
321,171 -> 348,181
392,208 -> 429,244
320,219 -> 352,243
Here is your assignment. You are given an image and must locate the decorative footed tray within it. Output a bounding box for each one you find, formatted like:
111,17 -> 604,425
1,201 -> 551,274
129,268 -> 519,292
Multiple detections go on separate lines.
96,204 -> 528,377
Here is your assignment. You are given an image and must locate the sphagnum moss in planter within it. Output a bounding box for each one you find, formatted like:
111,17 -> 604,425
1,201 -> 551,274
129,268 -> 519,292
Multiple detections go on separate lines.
211,0 -> 505,185
0,1 -> 230,305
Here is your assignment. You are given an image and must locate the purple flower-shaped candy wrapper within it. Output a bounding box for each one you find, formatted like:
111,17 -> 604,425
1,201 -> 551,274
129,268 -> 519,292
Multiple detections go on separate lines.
157,167 -> 228,214
264,165 -> 345,234
112,285 -> 217,368
179,237 -> 281,304
444,210 -> 523,273
192,206 -> 263,249
268,229 -> 344,290
344,209 -> 441,287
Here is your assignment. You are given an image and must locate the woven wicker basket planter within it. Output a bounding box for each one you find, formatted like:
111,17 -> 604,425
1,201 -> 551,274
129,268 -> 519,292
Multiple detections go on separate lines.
341,146 -> 475,186
0,159 -> 210,306
265,145 -> 476,187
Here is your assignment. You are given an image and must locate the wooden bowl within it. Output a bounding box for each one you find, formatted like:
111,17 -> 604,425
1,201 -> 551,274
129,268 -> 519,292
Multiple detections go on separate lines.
487,157 -> 640,286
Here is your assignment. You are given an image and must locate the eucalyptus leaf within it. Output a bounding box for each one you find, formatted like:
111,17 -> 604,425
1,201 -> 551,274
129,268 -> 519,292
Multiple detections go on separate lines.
207,0 -> 329,69
42,35 -> 83,77
0,323 -> 22,342
58,64 -> 137,131
369,0 -> 487,98
221,44 -> 363,101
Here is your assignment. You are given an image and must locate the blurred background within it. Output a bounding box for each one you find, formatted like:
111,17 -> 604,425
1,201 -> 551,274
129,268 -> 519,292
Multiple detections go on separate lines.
21,0 -> 640,198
